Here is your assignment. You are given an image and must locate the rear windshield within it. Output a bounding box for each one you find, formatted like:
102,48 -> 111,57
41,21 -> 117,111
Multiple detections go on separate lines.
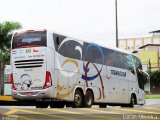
12,31 -> 46,49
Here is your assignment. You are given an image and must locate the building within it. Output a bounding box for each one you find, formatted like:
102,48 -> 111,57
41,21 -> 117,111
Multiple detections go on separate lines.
118,31 -> 160,93
133,44 -> 160,71
118,30 -> 160,52
118,30 -> 160,71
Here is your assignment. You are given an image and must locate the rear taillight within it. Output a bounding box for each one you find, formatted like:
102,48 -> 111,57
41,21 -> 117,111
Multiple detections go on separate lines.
42,71 -> 52,89
10,73 -> 16,90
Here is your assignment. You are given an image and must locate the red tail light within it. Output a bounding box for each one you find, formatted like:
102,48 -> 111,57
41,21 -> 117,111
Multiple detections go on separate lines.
42,71 -> 52,89
10,73 -> 16,90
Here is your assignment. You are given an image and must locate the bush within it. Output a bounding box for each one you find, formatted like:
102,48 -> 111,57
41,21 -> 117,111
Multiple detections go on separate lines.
148,70 -> 160,85
148,70 -> 160,93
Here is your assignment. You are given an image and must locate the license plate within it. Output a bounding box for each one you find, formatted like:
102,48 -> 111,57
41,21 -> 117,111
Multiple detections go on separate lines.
25,92 -> 32,96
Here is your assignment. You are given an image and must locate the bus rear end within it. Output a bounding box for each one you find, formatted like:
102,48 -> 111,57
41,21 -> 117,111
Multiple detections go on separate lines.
11,30 -> 53,100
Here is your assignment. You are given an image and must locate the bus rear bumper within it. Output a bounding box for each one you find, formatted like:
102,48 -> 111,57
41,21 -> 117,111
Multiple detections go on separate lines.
11,87 -> 54,100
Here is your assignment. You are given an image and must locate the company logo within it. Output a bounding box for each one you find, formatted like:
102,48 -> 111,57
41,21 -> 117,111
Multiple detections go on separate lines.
21,74 -> 32,90
111,70 -> 126,77
26,49 -> 31,53
18,49 -> 25,54
33,49 -> 39,52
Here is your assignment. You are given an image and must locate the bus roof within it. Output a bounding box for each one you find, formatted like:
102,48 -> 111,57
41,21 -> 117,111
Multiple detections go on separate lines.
14,29 -> 134,56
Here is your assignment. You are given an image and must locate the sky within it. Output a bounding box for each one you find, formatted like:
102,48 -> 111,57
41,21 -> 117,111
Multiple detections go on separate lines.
0,0 -> 160,47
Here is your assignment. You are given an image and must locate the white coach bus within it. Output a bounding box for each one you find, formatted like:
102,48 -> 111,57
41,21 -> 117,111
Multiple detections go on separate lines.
10,29 -> 146,108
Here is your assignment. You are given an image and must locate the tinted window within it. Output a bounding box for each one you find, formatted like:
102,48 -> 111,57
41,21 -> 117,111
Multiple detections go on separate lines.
58,40 -> 82,59
52,34 -> 135,71
84,46 -> 103,64
12,31 -> 46,49
123,54 -> 135,71
53,33 -> 83,60
84,46 -> 93,63
53,33 -> 66,51
104,49 -> 116,66
105,49 -> 134,70
132,55 -> 142,70
66,41 -> 82,60
132,55 -> 144,89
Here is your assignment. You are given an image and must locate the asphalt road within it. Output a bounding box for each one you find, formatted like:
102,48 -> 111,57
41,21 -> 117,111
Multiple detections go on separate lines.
0,99 -> 160,120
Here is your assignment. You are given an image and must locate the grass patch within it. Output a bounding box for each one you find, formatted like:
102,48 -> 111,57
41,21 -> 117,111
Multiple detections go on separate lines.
145,94 -> 160,99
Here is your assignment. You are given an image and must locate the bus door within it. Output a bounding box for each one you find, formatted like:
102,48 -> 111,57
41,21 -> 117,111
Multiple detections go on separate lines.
110,68 -> 129,103
105,66 -> 122,103
107,52 -> 130,103
131,55 -> 145,104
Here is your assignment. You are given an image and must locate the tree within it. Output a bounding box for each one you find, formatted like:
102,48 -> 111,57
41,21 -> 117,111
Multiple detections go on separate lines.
0,21 -> 22,95
0,21 -> 22,58
148,70 -> 160,93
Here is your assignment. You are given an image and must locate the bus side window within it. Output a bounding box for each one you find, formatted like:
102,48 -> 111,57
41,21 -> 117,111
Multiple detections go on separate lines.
53,33 -> 66,52
56,37 -> 60,45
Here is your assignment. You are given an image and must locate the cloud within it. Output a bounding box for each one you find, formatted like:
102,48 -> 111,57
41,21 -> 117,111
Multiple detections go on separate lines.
0,0 -> 160,47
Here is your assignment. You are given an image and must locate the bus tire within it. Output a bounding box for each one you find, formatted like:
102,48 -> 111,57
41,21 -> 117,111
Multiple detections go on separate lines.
129,94 -> 135,108
73,90 -> 83,108
84,90 -> 94,108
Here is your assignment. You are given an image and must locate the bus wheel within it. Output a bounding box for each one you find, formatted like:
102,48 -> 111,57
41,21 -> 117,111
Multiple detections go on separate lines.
73,90 -> 83,108
50,103 -> 65,108
84,90 -> 94,108
129,95 -> 135,108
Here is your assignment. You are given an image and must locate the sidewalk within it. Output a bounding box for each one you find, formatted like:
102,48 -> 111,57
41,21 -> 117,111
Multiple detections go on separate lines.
145,98 -> 160,105
0,96 -> 16,101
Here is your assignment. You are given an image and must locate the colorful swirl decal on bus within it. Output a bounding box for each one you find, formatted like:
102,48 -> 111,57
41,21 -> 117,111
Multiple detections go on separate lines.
56,38 -> 83,98
82,43 -> 105,99
83,61 -> 105,100
56,58 -> 80,98
56,38 -> 83,77
19,74 -> 43,90
106,61 -> 111,79
20,74 -> 32,90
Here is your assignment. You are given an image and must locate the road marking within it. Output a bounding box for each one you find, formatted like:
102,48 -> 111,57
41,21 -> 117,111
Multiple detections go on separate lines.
3,109 -> 18,115
3,109 -> 35,120
47,108 -> 120,120
47,108 -> 82,114
77,108 -> 121,120
15,108 -> 76,120
112,108 -> 160,114
18,116 -> 36,120
143,107 -> 160,111
79,108 -> 121,114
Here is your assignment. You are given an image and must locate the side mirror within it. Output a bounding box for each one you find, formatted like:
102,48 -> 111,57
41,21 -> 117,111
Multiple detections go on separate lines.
129,67 -> 135,74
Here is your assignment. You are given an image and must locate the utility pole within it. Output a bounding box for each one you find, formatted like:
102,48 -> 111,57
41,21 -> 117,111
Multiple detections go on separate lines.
0,60 -> 4,95
115,0 -> 119,47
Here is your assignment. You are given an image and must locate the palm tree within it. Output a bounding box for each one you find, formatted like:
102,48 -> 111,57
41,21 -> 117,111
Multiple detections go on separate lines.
0,21 -> 22,95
